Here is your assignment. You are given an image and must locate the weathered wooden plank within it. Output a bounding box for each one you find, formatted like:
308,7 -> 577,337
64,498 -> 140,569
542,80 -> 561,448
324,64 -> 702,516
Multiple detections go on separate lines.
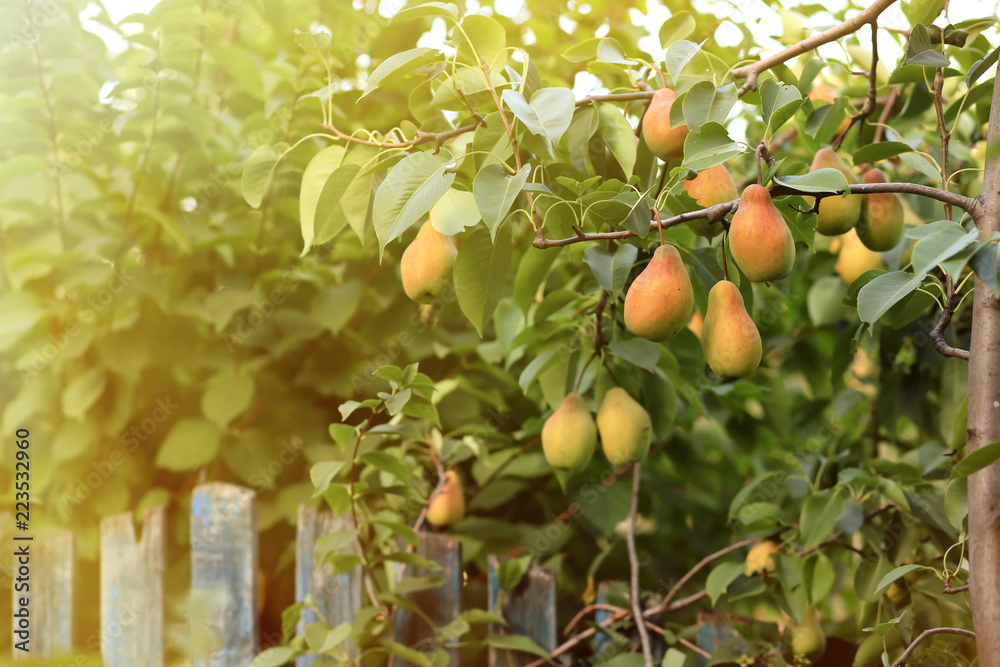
100,507 -> 165,667
487,556 -> 556,667
593,580 -> 614,660
12,534 -> 74,660
697,609 -> 748,664
393,532 -> 462,667
295,505 -> 362,666
190,483 -> 258,667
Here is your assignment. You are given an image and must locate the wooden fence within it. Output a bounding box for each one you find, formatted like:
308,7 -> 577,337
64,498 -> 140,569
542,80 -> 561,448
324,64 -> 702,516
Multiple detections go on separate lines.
14,482 -> 725,665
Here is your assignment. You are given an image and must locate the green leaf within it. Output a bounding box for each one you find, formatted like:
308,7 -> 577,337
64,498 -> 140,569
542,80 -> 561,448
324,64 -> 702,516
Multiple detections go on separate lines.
502,87 -> 575,143
874,564 -> 926,597
483,634 -> 552,661
391,2 -> 458,23
852,142 -> 914,165
945,476 -> 968,529
681,122 -> 742,171
455,225 -> 514,336
665,40 -> 702,82
384,642 -> 433,667
241,145 -> 281,208
309,163 -> 362,250
315,530 -> 360,560
806,553 -> 836,604
807,276 -> 847,325
155,418 -> 222,471
457,14 -> 507,70
911,226 -> 978,276
62,367 -> 107,419
863,610 -> 907,636
201,370 -> 255,430
249,646 -> 300,667
967,46 -> 1000,87
597,103 -> 637,177
681,81 -> 737,130
582,244 -> 637,299
474,164 -> 530,240
759,78 -> 804,138
903,0 -> 945,29
799,489 -> 844,549
706,561 -> 744,605
658,12 -> 696,48
300,146 -> 346,253
609,337 -> 660,372
431,188 -> 481,235
951,442 -> 1000,479
898,151 -> 942,181
774,168 -> 849,194
519,350 -> 558,392
903,23 -> 950,67
496,555 -> 533,590
294,29 -> 331,61
661,648 -> 687,667
373,151 -> 456,258
318,623 -> 352,653
857,271 -> 921,323
359,450 -> 412,483
310,461 -> 348,496
360,47 -> 442,100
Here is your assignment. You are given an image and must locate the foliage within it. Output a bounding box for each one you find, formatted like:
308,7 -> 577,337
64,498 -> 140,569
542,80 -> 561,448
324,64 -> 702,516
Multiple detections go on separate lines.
0,0 -> 997,664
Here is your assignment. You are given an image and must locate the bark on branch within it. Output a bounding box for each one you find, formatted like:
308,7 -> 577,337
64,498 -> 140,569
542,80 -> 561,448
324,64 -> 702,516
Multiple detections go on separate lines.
891,627 -> 976,667
930,273 -> 970,360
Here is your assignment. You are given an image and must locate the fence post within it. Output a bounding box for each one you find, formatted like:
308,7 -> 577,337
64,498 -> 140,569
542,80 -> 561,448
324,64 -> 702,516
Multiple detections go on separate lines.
295,506 -> 362,666
190,483 -> 258,667
487,556 -> 556,666
12,534 -> 74,660
100,507 -> 165,666
393,532 -> 462,667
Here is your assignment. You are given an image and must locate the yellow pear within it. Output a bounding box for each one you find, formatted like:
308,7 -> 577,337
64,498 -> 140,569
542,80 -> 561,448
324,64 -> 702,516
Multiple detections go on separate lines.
426,470 -> 465,527
624,244 -> 694,342
728,184 -> 796,283
682,164 -> 738,236
597,388 -> 652,467
834,229 -> 884,284
809,148 -> 862,236
788,607 -> 826,659
746,540 -> 780,574
641,89 -> 688,162
688,311 -> 704,339
400,220 -> 458,303
702,280 -> 761,378
857,168 -> 904,251
542,393 -> 597,472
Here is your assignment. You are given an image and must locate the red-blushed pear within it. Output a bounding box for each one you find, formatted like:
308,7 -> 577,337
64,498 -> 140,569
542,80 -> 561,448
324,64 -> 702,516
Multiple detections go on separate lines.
541,393 -> 597,472
401,220 -> 458,303
623,244 -> 694,342
426,470 -> 465,527
728,184 -> 796,283
857,168 -> 904,251
702,280 -> 761,378
809,148 -> 862,235
597,388 -> 652,467
641,89 -> 688,162
834,228 -> 884,285
682,164 -> 738,236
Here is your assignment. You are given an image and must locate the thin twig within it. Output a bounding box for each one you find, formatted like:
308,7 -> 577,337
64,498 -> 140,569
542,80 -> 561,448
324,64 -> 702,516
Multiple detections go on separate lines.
563,603 -> 628,637
930,273 -> 970,360
627,464 -> 654,667
891,627 -> 976,667
932,66 -> 953,220
872,85 -> 899,145
676,636 -> 712,660
833,20 -> 880,150
321,120 -> 482,153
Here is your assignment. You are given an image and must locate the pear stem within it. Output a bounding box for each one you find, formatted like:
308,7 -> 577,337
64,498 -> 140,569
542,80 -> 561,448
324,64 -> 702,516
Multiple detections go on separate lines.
627,462 -> 654,667
721,232 -> 731,282
755,143 -> 764,185
652,207 -> 665,246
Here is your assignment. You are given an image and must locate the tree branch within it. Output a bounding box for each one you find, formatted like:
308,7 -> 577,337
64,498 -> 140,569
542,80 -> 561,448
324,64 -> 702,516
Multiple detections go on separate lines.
321,120 -> 483,152
833,20 -> 880,151
627,464 -> 654,667
731,0 -> 898,96
930,273 -> 970,360
891,627 -> 976,667
932,66 -> 954,220
647,536 -> 761,616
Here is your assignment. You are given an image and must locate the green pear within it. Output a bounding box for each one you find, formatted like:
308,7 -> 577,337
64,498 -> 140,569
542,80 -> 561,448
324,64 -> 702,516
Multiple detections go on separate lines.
542,393 -> 597,472
728,184 -> 796,283
426,470 -> 465,527
834,228 -> 883,284
682,164 -> 738,236
597,388 -> 652,466
623,244 -> 694,342
401,219 -> 458,303
702,280 -> 761,378
857,168 -> 904,251
641,89 -> 688,162
788,606 -> 826,659
809,148 -> 862,236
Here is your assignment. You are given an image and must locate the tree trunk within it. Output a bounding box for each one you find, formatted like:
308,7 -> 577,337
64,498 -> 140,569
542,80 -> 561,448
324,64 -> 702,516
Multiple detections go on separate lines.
966,61 -> 1000,664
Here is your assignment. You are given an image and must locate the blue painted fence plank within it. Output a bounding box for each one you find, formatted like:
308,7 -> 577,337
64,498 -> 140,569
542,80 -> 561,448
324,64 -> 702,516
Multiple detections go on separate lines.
100,507 -> 165,667
190,483 -> 258,667
487,556 -> 556,666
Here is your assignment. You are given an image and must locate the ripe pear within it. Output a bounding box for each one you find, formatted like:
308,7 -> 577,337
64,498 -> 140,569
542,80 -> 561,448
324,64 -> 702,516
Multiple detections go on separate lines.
834,229 -> 883,284
542,393 -> 597,472
426,470 -> 465,527
597,388 -> 652,467
788,607 -> 826,659
728,184 -> 796,283
746,540 -> 780,574
809,148 -> 862,236
624,244 -> 694,342
857,168 -> 904,251
400,220 -> 458,303
682,164 -> 738,236
702,280 -> 761,378
688,311 -> 704,339
642,89 -> 688,162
